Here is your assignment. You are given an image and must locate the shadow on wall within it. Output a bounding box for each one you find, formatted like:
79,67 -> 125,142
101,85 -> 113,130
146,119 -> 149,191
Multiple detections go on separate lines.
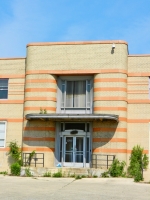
93,120 -> 119,149
23,120 -> 55,148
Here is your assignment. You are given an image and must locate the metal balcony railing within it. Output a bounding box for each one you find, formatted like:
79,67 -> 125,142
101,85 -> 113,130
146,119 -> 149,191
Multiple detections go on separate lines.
23,153 -> 44,167
92,154 -> 116,169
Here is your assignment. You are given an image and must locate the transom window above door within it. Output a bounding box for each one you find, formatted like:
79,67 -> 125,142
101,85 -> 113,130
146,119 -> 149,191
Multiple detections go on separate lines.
57,77 -> 93,114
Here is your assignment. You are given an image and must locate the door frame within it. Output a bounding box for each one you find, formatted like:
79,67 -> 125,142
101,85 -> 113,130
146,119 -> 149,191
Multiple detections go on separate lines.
59,130 -> 90,167
55,122 -> 92,168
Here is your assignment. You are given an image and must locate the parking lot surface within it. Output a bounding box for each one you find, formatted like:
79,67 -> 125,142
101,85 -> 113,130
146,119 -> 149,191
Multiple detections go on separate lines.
0,176 -> 150,200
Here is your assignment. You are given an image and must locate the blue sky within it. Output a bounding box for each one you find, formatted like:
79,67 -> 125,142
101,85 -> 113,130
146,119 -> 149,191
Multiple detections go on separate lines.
0,0 -> 150,57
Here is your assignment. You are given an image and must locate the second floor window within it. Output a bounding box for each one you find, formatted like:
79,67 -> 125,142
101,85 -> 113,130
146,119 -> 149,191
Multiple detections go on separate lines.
61,79 -> 92,113
0,79 -> 8,99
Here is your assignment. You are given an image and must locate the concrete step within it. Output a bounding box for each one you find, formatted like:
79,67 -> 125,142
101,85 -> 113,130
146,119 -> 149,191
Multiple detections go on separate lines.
21,167 -> 106,177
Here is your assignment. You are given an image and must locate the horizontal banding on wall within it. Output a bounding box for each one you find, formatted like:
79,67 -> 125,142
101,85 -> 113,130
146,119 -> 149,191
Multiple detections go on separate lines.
24,97 -> 56,101
23,137 -> 55,141
26,79 -> 56,83
128,73 -> 150,77
127,119 -> 150,123
0,118 -> 23,122
93,127 -> 127,132
26,69 -> 128,75
22,147 -> 55,152
94,78 -> 127,83
0,75 -> 25,78
24,107 -> 56,111
94,87 -> 127,92
24,127 -> 55,131
94,97 -> 127,101
93,148 -> 127,153
93,138 -> 127,142
127,91 -> 148,94
94,107 -> 127,111
127,149 -> 148,154
27,40 -> 128,46
128,100 -> 150,103
0,100 -> 24,104
25,88 -> 57,92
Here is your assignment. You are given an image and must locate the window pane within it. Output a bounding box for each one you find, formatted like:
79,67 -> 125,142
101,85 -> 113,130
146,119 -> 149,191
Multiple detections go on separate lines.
0,140 -> 4,147
65,123 -> 85,131
74,81 -> 86,107
0,79 -> 8,99
0,79 -> 8,87
66,81 -> 74,107
0,90 -> 8,99
61,82 -> 65,107
86,80 -> 90,107
0,122 -> 5,139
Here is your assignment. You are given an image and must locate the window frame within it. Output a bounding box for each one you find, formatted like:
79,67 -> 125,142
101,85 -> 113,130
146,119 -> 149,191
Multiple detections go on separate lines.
0,121 -> 7,148
0,79 -> 9,99
56,76 -> 93,114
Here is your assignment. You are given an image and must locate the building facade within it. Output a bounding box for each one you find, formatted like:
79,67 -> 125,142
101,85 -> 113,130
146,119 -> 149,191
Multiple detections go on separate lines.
0,40 -> 150,170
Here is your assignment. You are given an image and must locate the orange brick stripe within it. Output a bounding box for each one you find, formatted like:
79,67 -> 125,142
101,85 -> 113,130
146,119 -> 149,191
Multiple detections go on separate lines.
26,69 -> 128,75
24,127 -> 55,131
93,138 -> 127,143
128,73 -> 150,77
0,147 -> 10,152
93,127 -> 127,132
127,149 -> 148,154
94,107 -> 127,111
24,97 -> 56,101
127,91 -> 148,94
0,75 -> 25,78
26,79 -> 56,83
94,78 -> 127,83
93,148 -> 127,153
94,97 -> 127,101
25,88 -> 57,92
23,137 -> 55,141
127,119 -> 150,123
94,87 -> 127,92
24,106 -> 56,111
119,117 -> 127,122
0,118 -> 23,122
128,99 -> 150,104
27,40 -> 128,46
0,100 -> 24,104
22,147 -> 55,152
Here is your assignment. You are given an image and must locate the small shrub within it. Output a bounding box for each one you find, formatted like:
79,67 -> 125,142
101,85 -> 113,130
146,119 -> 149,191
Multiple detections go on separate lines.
25,168 -> 32,177
128,145 -> 149,182
8,141 -> 22,163
101,171 -> 109,178
75,175 -> 82,179
43,171 -> 51,177
10,162 -> 21,176
81,175 -> 87,178
70,173 -> 76,178
93,175 -> 98,178
0,171 -> 8,175
52,170 -> 62,177
109,159 -> 126,177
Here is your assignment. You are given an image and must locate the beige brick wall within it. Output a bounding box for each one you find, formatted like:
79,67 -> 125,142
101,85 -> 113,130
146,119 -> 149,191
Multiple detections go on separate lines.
0,58 -> 25,170
26,43 -> 128,71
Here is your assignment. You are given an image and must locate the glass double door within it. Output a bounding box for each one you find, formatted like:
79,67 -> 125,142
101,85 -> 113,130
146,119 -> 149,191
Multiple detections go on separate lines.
63,135 -> 90,167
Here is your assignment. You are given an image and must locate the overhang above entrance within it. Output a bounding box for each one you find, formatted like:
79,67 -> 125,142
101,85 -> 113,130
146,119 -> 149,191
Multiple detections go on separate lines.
25,114 -> 119,122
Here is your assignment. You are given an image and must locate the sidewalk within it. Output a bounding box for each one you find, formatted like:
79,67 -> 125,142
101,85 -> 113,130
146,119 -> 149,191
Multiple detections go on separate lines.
0,176 -> 150,200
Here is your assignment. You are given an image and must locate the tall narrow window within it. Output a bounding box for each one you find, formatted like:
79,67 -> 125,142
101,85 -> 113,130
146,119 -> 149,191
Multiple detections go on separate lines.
0,122 -> 6,147
0,79 -> 8,99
